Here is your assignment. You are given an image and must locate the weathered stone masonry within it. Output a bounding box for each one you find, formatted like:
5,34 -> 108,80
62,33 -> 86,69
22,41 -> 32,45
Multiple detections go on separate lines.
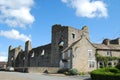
7,24 -> 120,73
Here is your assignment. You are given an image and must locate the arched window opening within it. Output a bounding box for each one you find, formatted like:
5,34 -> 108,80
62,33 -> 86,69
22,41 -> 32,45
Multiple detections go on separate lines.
58,41 -> 64,49
31,51 -> 34,57
41,49 -> 45,56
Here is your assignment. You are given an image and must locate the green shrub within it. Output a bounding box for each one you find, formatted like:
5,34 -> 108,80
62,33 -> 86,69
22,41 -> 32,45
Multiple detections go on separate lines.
91,68 -> 120,80
68,68 -> 79,75
109,68 -> 120,73
116,63 -> 120,69
64,68 -> 79,75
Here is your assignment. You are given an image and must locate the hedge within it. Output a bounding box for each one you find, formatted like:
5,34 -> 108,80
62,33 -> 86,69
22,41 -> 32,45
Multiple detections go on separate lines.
91,68 -> 120,80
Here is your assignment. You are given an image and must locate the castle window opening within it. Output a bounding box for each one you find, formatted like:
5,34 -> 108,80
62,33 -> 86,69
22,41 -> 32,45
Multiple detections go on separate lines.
58,41 -> 64,49
11,57 -> 13,61
23,57 -> 25,60
41,49 -> 45,56
31,51 -> 34,57
72,33 -> 75,39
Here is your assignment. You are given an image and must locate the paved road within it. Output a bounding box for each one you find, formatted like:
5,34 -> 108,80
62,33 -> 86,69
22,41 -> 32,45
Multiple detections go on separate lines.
0,71 -> 91,80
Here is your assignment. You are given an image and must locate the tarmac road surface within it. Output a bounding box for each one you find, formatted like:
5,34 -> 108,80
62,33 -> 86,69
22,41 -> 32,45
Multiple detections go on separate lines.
0,71 -> 91,80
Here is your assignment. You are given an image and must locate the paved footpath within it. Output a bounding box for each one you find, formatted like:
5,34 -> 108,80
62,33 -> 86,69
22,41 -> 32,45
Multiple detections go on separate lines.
0,71 -> 91,80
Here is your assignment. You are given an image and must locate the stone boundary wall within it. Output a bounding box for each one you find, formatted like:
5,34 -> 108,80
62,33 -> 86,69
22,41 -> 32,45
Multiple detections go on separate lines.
27,67 -> 59,73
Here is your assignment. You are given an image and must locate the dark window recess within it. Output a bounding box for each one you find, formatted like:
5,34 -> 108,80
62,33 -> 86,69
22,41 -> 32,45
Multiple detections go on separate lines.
72,33 -> 75,39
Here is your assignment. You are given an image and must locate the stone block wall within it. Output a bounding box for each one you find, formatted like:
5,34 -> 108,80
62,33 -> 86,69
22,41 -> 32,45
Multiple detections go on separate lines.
27,67 -> 59,73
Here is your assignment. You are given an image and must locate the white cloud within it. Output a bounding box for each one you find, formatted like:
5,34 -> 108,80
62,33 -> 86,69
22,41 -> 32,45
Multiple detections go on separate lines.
0,56 -> 7,62
61,0 -> 108,18
0,52 -> 7,62
0,0 -> 35,28
0,29 -> 31,42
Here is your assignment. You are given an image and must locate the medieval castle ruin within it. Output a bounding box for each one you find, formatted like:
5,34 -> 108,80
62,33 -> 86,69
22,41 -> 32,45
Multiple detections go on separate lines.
7,24 -> 120,73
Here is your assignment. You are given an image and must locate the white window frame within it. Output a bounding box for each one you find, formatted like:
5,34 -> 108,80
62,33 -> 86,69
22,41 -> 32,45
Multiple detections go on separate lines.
88,50 -> 92,57
88,60 -> 95,68
107,51 -> 112,56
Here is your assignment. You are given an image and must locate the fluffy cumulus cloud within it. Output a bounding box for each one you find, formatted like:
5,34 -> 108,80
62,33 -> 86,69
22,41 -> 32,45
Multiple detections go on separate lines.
0,0 -> 35,28
61,0 -> 108,18
0,29 -> 31,42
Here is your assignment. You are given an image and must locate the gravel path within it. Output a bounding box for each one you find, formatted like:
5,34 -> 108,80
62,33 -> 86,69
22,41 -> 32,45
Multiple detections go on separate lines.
0,71 -> 91,80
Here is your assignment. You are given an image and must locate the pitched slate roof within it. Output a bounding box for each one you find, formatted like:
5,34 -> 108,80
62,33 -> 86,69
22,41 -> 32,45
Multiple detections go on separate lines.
62,38 -> 81,53
93,43 -> 120,50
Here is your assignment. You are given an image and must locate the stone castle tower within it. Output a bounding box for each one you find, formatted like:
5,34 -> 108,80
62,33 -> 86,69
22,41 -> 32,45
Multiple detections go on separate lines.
24,41 -> 32,67
51,24 -> 89,67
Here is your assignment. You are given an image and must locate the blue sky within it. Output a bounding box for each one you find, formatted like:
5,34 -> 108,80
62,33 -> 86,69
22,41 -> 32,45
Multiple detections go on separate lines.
0,0 -> 120,61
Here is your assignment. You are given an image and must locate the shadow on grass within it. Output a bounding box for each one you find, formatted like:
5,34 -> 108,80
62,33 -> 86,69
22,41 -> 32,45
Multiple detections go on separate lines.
84,78 -> 91,80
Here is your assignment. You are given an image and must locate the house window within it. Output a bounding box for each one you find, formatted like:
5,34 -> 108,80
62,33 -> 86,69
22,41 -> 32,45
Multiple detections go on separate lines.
72,33 -> 75,39
107,51 -> 112,56
108,61 -> 112,67
88,50 -> 92,57
88,60 -> 95,68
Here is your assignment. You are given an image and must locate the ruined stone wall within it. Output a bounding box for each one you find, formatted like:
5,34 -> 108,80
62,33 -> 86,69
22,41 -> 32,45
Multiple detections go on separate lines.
7,46 -> 23,67
7,24 -> 90,72
28,44 -> 51,67
27,67 -> 59,73
15,51 -> 25,67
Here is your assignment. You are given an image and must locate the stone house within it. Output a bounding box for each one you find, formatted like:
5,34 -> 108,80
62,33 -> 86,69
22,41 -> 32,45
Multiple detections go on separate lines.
0,62 -> 7,70
60,35 -> 96,72
7,24 -> 120,73
93,38 -> 120,68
